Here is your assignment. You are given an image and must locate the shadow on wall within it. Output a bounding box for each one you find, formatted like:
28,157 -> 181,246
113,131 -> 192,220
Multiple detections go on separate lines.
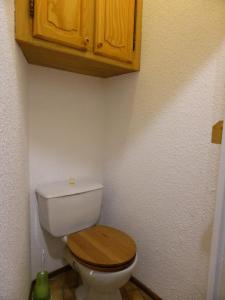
29,68 -> 105,277
103,0 -> 225,298
29,69 -> 104,179
106,0 -> 225,152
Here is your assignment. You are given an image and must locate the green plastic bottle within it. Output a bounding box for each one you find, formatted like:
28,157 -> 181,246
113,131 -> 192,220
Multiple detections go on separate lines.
33,271 -> 51,300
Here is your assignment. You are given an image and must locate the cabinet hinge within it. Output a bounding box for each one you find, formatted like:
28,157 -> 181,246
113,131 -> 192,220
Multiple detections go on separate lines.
133,0 -> 137,51
29,0 -> 34,17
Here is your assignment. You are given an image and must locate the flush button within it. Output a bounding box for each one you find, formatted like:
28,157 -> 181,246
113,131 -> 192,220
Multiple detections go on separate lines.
68,178 -> 76,185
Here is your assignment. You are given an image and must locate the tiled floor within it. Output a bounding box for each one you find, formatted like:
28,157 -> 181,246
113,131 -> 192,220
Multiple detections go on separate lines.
49,269 -> 153,300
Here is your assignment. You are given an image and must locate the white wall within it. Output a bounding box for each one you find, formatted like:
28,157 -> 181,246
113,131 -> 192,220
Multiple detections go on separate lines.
103,1 -> 225,299
28,66 -> 105,278
0,1 -> 30,299
27,1 -> 225,298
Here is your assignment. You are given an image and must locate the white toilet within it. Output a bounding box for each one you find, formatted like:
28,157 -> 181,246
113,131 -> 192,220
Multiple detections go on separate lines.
36,180 -> 137,300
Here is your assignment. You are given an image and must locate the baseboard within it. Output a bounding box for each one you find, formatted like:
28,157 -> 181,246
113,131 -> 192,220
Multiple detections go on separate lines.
28,265 -> 162,300
47,265 -> 72,279
28,280 -> 35,300
130,276 -> 163,300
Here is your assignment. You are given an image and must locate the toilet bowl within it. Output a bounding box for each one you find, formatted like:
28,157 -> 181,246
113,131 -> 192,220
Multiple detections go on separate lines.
73,255 -> 137,300
36,180 -> 138,300
65,225 -> 137,300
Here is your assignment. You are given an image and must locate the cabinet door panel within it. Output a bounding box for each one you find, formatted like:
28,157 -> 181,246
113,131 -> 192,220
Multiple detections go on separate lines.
33,0 -> 92,51
94,0 -> 135,63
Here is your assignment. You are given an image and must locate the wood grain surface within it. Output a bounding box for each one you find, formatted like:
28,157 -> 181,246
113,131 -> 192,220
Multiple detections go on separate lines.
16,0 -> 143,77
94,0 -> 136,63
67,225 -> 136,269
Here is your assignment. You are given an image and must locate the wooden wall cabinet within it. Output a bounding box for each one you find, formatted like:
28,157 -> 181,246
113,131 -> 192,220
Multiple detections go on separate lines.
16,0 -> 143,77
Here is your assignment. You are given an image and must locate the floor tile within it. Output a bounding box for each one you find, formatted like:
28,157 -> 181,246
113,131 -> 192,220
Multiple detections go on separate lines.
41,269 -> 154,300
51,287 -> 63,300
124,281 -> 139,292
121,285 -> 145,300
63,287 -> 75,300
64,270 -> 79,288
50,273 -> 65,289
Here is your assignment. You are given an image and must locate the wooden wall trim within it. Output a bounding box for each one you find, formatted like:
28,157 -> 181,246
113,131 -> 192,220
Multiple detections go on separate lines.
130,276 -> 163,300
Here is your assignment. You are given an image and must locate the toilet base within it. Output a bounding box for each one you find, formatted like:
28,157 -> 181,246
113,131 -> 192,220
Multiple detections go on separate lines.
76,284 -> 122,300
64,249 -> 137,300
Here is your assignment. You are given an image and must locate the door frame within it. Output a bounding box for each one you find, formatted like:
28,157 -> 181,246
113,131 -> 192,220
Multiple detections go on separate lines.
207,119 -> 225,299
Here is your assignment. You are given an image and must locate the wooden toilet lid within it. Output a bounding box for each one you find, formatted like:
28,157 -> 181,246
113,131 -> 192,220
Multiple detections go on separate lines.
67,225 -> 136,270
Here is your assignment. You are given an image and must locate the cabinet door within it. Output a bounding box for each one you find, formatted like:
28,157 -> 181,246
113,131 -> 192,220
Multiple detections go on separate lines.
94,0 -> 136,63
33,0 -> 92,51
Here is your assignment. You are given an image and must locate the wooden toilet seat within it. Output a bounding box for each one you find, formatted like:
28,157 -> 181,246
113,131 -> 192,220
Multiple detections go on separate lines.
67,225 -> 136,272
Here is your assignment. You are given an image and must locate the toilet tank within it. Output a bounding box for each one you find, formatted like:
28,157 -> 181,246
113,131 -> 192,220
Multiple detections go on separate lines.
36,180 -> 103,237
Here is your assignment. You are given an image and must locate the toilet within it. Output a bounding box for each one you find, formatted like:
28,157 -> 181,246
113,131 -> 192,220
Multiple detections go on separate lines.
36,180 -> 137,300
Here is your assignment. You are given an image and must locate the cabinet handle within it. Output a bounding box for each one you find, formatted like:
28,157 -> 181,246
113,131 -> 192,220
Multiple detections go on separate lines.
97,42 -> 103,48
84,38 -> 89,46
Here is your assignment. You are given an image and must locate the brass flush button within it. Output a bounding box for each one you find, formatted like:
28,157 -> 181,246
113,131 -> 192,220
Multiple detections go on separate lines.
68,178 -> 76,185
212,121 -> 223,144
